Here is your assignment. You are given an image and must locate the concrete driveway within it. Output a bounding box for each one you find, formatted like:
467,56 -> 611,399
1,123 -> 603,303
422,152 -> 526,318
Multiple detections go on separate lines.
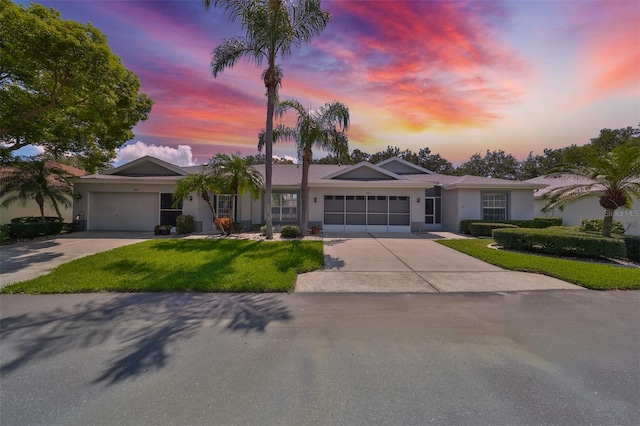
296,233 -> 583,293
0,231 -> 164,287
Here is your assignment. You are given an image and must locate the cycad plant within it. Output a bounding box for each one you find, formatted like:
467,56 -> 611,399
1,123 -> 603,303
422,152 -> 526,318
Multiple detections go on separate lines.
542,143 -> 640,237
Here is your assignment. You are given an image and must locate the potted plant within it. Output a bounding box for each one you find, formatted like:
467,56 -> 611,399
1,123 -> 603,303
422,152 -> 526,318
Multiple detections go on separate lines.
311,225 -> 321,235
154,225 -> 161,235
159,225 -> 172,235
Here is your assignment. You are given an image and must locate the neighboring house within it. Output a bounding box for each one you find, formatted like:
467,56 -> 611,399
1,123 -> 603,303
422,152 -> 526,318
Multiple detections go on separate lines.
527,176 -> 640,236
72,155 -> 545,233
0,163 -> 87,224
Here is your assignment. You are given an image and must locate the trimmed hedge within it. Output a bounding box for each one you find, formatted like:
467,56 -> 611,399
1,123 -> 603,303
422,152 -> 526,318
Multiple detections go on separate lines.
460,217 -> 562,234
581,218 -> 626,235
10,216 -> 63,224
622,236 -> 640,262
176,215 -> 194,234
7,222 -> 65,239
468,222 -> 518,237
493,227 -> 626,259
280,225 -> 301,238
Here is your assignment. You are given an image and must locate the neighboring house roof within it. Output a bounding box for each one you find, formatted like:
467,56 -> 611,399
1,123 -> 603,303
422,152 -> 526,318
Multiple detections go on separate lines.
76,156 -> 546,191
526,176 -> 605,199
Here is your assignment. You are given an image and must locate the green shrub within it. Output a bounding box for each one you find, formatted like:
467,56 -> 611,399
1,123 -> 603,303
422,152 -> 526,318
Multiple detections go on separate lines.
460,217 -> 562,234
468,222 -> 518,237
8,222 -> 65,239
581,218 -> 626,234
532,216 -> 563,227
1,223 -> 11,243
280,225 -> 300,238
10,216 -> 62,224
176,215 -> 195,234
252,224 -> 263,232
260,225 -> 267,235
493,227 -> 626,259
622,236 -> 640,262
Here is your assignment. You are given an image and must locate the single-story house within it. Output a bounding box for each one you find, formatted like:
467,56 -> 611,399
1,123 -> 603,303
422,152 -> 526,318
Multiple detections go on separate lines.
1,163 -> 86,223
527,176 -> 640,236
72,155 -> 546,233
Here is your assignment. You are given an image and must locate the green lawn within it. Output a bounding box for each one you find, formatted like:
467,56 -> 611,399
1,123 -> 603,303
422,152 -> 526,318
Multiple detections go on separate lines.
437,238 -> 639,290
1,239 -> 324,294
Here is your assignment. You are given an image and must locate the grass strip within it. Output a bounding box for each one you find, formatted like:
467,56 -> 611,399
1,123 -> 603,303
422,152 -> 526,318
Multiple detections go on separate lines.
437,238 -> 639,290
2,239 -> 324,294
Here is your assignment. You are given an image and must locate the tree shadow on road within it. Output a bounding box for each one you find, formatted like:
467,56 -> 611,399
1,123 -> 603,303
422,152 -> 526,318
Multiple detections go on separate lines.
0,293 -> 292,385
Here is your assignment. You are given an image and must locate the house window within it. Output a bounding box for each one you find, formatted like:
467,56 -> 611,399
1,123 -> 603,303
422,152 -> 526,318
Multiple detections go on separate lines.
272,193 -> 297,221
217,195 -> 232,218
160,193 -> 182,225
482,193 -> 508,221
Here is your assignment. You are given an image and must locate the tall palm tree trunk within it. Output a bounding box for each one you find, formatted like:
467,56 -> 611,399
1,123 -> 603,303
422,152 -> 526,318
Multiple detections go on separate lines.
300,149 -> 313,236
263,63 -> 278,240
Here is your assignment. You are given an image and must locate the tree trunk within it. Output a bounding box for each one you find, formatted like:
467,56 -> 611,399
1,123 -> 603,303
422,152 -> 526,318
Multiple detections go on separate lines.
36,195 -> 46,223
300,149 -> 312,237
228,190 -> 237,236
263,62 -> 278,240
203,192 -> 224,234
602,209 -> 615,237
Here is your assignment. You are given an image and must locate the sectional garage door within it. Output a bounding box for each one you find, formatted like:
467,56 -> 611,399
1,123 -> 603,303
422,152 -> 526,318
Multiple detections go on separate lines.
323,195 -> 411,233
89,192 -> 159,231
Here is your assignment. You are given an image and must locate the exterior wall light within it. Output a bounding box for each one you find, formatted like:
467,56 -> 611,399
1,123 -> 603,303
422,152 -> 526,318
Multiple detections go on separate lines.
417,197 -> 421,203
75,193 -> 82,200
314,197 -> 317,203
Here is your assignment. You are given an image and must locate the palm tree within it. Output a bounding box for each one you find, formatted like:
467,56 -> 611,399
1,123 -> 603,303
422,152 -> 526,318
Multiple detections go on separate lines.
207,153 -> 263,235
0,158 -> 73,222
172,171 -> 226,233
260,100 -> 349,236
542,143 -> 640,237
203,0 -> 330,239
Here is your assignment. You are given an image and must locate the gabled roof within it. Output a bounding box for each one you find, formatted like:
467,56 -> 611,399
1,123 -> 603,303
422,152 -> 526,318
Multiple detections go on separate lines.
321,161 -> 407,181
377,157 -> 434,175
104,156 -> 189,177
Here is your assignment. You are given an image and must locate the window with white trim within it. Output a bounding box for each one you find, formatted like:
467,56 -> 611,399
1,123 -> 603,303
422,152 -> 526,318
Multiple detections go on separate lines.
217,195 -> 232,218
272,193 -> 297,221
482,193 -> 508,221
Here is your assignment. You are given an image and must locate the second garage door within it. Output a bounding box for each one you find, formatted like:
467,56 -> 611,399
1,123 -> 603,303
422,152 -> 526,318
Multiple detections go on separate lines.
323,195 -> 411,233
90,192 -> 159,231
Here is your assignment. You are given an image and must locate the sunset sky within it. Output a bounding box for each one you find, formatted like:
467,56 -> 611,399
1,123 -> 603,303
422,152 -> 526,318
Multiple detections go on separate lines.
16,0 -> 640,166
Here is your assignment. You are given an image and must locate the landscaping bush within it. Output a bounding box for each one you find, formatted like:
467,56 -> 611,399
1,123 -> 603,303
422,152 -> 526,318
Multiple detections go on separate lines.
581,218 -> 626,235
260,225 -> 267,235
7,222 -> 65,239
214,217 -> 242,233
468,222 -> 518,237
280,225 -> 301,238
1,223 -> 10,243
176,215 -> 195,234
252,224 -> 263,232
622,236 -> 640,262
493,227 -> 626,259
10,216 -> 63,224
460,217 -> 562,234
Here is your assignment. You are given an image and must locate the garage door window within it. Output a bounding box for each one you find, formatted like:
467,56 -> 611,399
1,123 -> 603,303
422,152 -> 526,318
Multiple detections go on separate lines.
160,193 -> 182,225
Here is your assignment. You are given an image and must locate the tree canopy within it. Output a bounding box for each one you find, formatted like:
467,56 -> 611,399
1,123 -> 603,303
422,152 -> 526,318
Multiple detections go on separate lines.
0,1 -> 153,172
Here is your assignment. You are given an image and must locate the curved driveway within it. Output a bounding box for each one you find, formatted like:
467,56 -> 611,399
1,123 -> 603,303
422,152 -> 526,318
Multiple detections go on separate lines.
296,233 -> 583,293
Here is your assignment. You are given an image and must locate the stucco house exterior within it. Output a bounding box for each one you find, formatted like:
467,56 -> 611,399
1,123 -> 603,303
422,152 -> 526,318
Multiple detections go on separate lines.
1,163 -> 86,224
527,176 -> 640,236
72,155 -> 546,233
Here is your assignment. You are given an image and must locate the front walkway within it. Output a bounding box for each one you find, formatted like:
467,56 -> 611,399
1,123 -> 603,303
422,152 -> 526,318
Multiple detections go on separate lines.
295,233 -> 583,293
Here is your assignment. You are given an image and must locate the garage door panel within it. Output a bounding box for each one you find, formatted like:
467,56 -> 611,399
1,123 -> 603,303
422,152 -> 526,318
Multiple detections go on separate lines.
90,193 -> 159,231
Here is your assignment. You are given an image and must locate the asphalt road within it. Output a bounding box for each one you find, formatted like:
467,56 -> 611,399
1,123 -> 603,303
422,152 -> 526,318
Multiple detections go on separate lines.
1,291 -> 638,425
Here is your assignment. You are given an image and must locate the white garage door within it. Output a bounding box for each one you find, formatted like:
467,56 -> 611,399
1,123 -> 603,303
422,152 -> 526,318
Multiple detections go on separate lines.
90,192 -> 159,231
323,195 -> 411,233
